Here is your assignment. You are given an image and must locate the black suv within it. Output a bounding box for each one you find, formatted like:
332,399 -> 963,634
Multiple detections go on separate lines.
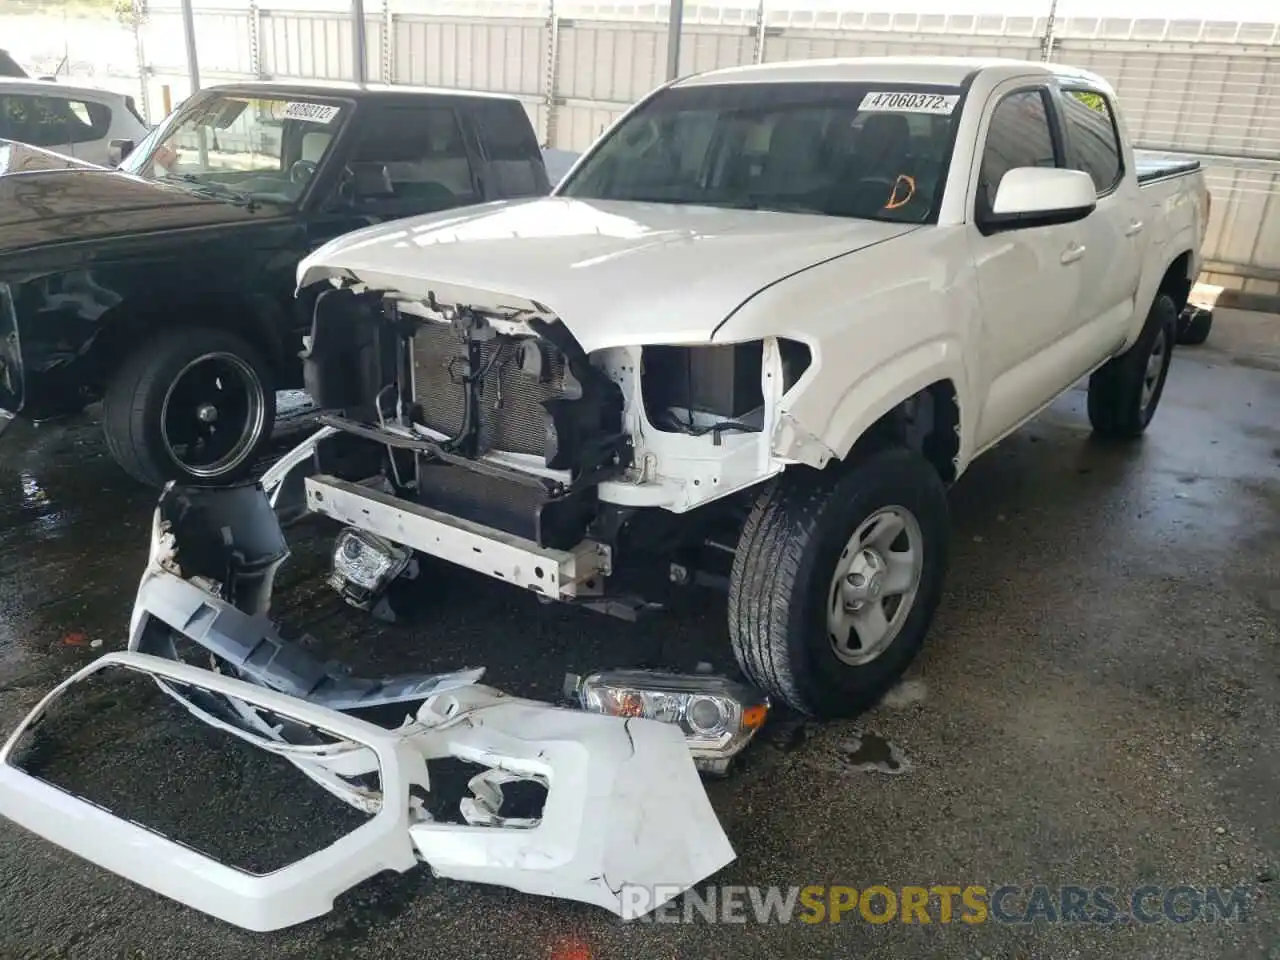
0,81 -> 552,486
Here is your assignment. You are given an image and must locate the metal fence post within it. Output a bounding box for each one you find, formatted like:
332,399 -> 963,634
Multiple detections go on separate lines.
752,0 -> 766,64
1040,0 -> 1059,61
542,0 -> 562,147
382,0 -> 393,82
180,0 -> 201,92
666,0 -> 684,80
352,0 -> 368,82
249,0 -> 263,78
131,0 -> 151,121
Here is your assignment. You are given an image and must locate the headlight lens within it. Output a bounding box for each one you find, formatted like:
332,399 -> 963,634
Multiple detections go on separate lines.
569,669 -> 769,773
328,528 -> 412,609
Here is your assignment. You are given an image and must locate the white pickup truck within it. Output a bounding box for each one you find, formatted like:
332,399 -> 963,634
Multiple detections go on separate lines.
266,56 -> 1205,719
0,55 -> 1214,934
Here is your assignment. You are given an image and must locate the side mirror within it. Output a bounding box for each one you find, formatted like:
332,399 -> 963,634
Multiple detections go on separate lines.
107,138 -> 135,167
983,167 -> 1097,231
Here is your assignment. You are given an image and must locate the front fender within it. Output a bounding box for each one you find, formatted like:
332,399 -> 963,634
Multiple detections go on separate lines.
781,337 -> 969,466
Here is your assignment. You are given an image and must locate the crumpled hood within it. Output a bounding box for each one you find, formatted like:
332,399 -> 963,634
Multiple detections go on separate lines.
297,197 -> 918,353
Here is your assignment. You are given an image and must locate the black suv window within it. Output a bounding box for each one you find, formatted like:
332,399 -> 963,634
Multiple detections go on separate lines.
1060,89 -> 1123,194
0,94 -> 111,147
347,105 -> 479,214
469,98 -> 549,197
977,88 -> 1059,216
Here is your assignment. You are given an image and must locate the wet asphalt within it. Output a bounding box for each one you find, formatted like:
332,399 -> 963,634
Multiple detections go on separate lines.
0,314 -> 1277,959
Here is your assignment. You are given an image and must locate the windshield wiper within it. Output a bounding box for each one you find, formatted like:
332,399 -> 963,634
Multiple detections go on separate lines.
158,174 -> 258,212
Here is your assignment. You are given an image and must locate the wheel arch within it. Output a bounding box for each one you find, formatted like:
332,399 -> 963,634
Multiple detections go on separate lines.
817,341 -> 967,484
84,290 -> 291,396
1157,249 -> 1195,313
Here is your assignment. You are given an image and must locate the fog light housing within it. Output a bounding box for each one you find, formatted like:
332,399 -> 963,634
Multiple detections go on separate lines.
567,670 -> 769,774
328,528 -> 413,618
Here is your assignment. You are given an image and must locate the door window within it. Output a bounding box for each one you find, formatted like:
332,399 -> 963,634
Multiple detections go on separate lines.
346,106 -> 479,215
0,94 -> 111,147
469,98 -> 548,197
976,88 -> 1060,218
1060,89 -> 1123,195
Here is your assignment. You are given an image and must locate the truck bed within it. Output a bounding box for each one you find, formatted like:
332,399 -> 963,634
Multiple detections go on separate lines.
1134,150 -> 1201,185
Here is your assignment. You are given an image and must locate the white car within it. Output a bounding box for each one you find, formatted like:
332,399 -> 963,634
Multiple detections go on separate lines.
0,78 -> 150,167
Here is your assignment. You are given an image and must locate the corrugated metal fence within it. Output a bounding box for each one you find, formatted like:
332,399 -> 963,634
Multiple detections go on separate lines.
120,1 -> 1280,289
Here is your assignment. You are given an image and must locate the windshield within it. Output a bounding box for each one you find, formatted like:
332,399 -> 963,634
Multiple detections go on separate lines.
120,93 -> 349,205
560,81 -> 965,224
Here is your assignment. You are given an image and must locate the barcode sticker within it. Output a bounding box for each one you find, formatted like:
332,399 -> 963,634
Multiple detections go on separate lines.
860,92 -> 960,115
282,101 -> 341,124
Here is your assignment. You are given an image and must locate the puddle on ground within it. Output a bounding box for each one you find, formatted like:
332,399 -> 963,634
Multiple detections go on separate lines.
836,731 -> 912,775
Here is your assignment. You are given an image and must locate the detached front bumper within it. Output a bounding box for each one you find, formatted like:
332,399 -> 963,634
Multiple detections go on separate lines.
0,483 -> 737,931
0,652 -> 424,933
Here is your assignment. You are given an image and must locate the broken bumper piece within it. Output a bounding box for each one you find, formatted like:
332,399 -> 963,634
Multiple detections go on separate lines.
0,652 -> 423,933
0,652 -> 735,931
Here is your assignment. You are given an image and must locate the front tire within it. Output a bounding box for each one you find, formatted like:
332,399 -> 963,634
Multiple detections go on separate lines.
728,448 -> 950,718
103,327 -> 276,487
1087,292 -> 1177,440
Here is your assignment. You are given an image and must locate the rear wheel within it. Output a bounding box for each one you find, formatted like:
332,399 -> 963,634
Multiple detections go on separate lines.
728,448 -> 950,718
1087,292 -> 1177,439
1176,306 -> 1213,346
104,327 -> 276,487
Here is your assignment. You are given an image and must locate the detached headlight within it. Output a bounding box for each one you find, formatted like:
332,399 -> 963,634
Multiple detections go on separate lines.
567,669 -> 769,774
328,527 -> 414,619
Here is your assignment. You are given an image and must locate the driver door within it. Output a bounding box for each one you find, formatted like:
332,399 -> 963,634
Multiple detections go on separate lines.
968,84 -> 1088,449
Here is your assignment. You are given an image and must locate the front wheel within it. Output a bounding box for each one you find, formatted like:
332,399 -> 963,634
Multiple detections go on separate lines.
103,327 -> 276,487
728,448 -> 951,718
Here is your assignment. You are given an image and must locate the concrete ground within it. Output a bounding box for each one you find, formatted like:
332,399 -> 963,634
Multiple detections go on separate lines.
0,310 -> 1277,959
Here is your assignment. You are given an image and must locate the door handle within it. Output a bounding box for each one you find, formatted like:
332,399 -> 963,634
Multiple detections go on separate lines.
1060,243 -> 1086,265
1125,219 -> 1144,237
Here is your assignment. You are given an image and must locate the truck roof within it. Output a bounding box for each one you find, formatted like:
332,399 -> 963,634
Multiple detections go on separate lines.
676,56 -> 1111,91
202,79 -> 527,105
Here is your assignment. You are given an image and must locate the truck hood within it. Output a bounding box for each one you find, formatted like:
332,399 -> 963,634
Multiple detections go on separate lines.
0,162 -> 270,258
297,197 -> 919,353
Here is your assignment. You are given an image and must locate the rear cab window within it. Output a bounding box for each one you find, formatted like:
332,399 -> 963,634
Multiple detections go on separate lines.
467,98 -> 550,197
1058,89 -> 1124,195
347,104 -> 480,215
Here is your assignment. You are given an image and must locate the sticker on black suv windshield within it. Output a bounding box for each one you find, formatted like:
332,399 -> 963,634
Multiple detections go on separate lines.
860,92 -> 960,115
282,101 -> 341,124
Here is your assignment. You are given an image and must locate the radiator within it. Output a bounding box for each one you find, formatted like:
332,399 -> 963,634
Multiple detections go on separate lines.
411,321 -> 565,457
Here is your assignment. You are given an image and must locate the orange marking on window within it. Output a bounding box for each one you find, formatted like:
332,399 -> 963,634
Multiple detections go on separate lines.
885,174 -> 916,210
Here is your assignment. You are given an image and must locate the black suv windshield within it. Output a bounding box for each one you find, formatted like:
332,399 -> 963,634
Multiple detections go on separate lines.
560,81 -> 965,224
121,93 -> 349,205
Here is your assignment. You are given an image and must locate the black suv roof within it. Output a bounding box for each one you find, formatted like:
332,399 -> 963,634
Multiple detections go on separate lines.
204,79 -> 523,105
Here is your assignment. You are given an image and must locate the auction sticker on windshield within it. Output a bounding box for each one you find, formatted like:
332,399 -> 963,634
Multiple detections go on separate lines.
860,92 -> 959,115
282,101 -> 341,124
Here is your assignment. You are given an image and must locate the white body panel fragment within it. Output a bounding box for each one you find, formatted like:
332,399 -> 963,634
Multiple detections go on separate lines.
0,648 -> 735,931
